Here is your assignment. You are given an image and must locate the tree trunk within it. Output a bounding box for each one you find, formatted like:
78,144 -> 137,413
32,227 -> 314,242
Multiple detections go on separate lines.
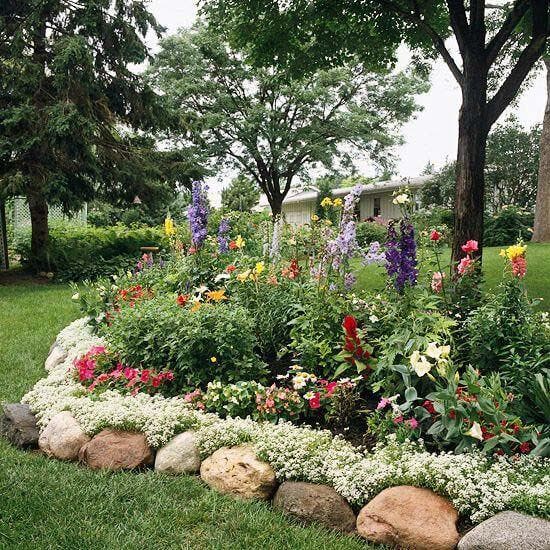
27,189 -> 50,272
532,56 -> 550,242
452,62 -> 489,264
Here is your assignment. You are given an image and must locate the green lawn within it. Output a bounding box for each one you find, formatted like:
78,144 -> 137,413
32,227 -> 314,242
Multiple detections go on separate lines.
356,243 -> 550,310
0,278 -> 374,549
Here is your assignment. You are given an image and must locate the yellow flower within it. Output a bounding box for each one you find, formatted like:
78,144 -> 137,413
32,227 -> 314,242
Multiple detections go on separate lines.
235,235 -> 245,249
311,214 -> 319,222
253,261 -> 265,276
333,198 -> 343,207
206,289 -> 227,302
210,356 -> 217,363
320,197 -> 333,208
164,217 -> 175,236
237,269 -> 251,282
190,301 -> 202,312
503,243 -> 527,260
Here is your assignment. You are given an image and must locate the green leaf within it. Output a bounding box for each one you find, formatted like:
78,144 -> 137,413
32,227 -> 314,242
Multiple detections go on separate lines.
404,386 -> 418,402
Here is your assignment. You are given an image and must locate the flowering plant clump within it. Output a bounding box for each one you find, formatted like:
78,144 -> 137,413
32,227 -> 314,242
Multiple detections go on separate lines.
500,242 -> 528,278
73,345 -> 174,396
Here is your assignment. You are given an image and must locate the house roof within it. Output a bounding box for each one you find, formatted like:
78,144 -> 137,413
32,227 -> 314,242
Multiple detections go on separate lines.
257,176 -> 430,208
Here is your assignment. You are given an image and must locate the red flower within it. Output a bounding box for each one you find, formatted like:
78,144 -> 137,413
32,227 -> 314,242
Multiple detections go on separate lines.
140,369 -> 151,383
325,382 -> 338,396
309,392 -> 321,410
448,410 -> 456,420
519,441 -> 531,454
461,240 -> 479,254
229,241 -> 237,250
342,315 -> 358,337
511,256 -> 527,278
226,265 -> 237,273
422,400 -> 436,415
151,376 -> 161,388
176,294 -> 189,307
430,230 -> 442,241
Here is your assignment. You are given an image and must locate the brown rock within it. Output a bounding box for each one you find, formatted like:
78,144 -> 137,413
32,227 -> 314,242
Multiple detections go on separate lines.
78,429 -> 154,470
38,411 -> 90,460
273,481 -> 356,533
200,445 -> 277,500
356,485 -> 459,550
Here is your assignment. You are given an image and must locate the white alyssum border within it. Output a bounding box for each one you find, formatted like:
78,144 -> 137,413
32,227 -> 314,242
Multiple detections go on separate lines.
22,318 -> 550,523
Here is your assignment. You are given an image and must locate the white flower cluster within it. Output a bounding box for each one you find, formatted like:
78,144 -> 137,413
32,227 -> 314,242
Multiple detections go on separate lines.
23,319 -> 550,523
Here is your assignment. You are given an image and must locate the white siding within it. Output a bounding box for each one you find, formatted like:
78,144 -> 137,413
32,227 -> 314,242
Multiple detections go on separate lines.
282,200 -> 315,225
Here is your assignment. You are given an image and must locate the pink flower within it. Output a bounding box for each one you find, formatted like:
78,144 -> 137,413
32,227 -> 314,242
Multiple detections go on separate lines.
457,256 -> 474,275
431,271 -> 445,293
309,392 -> 321,410
461,240 -> 478,254
88,346 -> 106,356
430,230 -> 442,241
325,382 -> 338,396
393,415 -> 404,424
123,367 -> 138,380
140,370 -> 151,383
511,256 -> 527,278
376,397 -> 390,410
406,418 -> 419,429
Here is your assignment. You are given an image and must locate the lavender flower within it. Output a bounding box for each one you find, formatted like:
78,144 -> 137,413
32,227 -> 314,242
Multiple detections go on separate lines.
362,241 -> 386,265
189,181 -> 209,248
385,218 -> 418,292
344,272 -> 357,290
270,216 -> 283,261
217,218 -> 230,253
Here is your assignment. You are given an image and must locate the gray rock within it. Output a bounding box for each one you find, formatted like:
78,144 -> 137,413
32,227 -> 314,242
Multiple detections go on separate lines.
0,403 -> 39,448
273,481 -> 356,533
155,432 -> 201,474
458,511 -> 550,550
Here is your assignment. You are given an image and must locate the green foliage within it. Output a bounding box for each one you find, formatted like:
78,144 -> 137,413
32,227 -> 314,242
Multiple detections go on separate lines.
484,206 -> 534,247
14,224 -> 168,281
221,175 -> 260,212
355,221 -> 387,247
105,297 -> 265,391
465,279 -> 550,389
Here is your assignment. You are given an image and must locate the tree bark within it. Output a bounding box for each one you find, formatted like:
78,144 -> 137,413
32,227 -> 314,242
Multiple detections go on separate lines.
452,57 -> 489,263
532,56 -> 550,242
26,188 -> 50,272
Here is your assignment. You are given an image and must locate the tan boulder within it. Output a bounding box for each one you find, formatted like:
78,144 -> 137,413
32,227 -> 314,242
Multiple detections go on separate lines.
45,344 -> 67,371
356,485 -> 459,550
200,445 -> 277,500
273,481 -> 356,533
78,429 -> 154,470
38,411 -> 90,460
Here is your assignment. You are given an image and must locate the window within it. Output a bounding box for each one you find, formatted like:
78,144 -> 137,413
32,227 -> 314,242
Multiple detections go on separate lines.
373,197 -> 381,217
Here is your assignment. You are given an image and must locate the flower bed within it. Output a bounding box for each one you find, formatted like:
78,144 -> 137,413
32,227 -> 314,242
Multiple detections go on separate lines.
21,318 -> 549,526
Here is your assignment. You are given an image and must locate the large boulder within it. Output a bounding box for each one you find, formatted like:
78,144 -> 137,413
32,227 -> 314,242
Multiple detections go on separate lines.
38,411 -> 90,460
45,344 -> 67,371
200,445 -> 277,500
0,403 -> 40,449
155,432 -> 201,474
356,485 -> 460,550
273,481 -> 356,533
78,429 -> 154,470
458,511 -> 550,550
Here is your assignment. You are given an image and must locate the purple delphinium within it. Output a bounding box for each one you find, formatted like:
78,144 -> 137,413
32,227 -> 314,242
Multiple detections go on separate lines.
344,272 -> 357,290
217,217 -> 230,253
385,218 -> 418,292
189,181 -> 209,249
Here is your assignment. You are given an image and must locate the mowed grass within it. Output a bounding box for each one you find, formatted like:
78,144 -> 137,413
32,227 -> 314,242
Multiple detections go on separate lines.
0,277 -> 375,550
356,243 -> 550,310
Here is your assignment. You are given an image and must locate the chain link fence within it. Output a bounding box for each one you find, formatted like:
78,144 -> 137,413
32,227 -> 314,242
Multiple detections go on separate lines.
12,197 -> 87,233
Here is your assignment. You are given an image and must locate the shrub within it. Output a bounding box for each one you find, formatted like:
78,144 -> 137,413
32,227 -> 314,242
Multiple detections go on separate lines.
355,221 -> 387,247
14,223 -> 169,281
105,296 -> 265,391
484,206 -> 533,247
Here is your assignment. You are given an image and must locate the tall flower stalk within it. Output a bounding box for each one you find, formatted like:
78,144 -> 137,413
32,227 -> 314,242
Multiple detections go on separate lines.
217,218 -> 230,253
385,218 -> 418,293
189,181 -> 209,249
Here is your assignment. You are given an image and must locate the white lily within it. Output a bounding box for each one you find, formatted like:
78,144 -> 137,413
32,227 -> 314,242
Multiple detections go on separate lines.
214,273 -> 230,283
465,421 -> 483,441
392,193 -> 410,205
410,350 -> 432,377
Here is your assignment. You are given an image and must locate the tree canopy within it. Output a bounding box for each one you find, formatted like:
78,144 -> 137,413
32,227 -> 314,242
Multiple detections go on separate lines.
0,0 -> 165,268
221,175 -> 260,212
148,26 -> 428,216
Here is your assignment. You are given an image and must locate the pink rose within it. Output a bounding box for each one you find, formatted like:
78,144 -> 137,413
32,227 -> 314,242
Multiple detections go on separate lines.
461,240 -> 478,254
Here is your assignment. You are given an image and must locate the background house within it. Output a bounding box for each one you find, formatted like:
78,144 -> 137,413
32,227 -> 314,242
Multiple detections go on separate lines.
256,176 -> 431,225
